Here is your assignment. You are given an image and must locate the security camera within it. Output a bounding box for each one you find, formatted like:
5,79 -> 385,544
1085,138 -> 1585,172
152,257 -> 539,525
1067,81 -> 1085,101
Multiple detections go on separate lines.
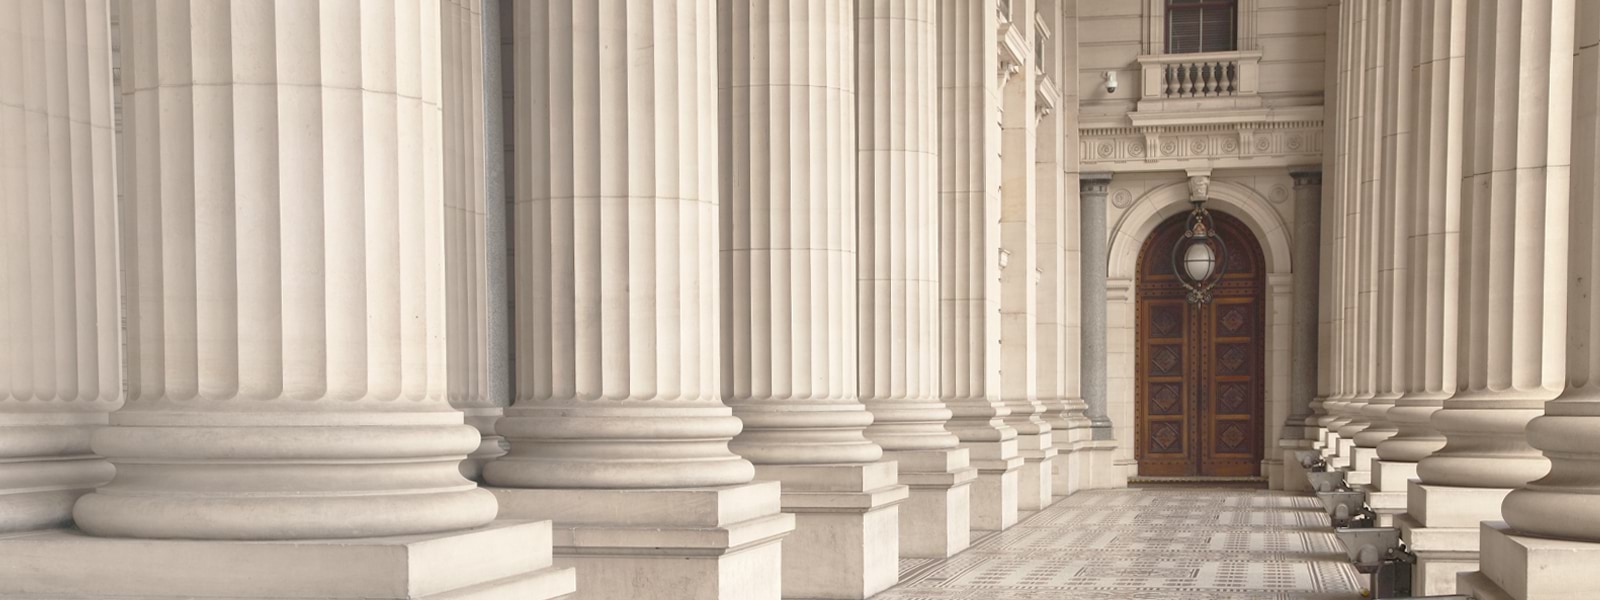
1104,71 -> 1119,94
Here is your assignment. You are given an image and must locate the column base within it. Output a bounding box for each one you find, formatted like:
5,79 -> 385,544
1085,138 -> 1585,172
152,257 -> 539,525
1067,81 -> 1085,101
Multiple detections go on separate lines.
961,439 -> 1022,532
1396,480 -> 1514,596
754,462 -> 909,600
889,449 -> 976,559
1365,460 -> 1415,526
491,482 -> 795,600
1344,446 -> 1377,486
1280,448 -> 1312,492
1329,437 -> 1355,469
1016,433 -> 1058,510
1456,521 -> 1600,600
1051,435 -> 1092,497
0,520 -> 575,599
1263,456 -> 1286,490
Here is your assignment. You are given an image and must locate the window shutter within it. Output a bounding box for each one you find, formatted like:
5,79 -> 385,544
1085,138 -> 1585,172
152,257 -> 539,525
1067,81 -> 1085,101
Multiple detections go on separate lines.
1200,7 -> 1237,52
1166,0 -> 1237,54
1169,8 -> 1203,54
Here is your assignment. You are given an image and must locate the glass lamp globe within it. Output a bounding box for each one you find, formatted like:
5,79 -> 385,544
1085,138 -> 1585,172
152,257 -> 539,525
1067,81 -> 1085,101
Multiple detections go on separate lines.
1183,242 -> 1216,282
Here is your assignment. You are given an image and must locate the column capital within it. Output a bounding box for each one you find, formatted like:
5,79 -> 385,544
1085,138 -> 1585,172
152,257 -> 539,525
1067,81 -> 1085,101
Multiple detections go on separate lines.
1289,166 -> 1323,188
1080,172 -> 1114,194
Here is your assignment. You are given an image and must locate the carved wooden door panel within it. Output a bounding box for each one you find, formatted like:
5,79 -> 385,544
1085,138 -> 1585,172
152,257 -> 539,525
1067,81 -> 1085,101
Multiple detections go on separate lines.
1136,211 -> 1265,477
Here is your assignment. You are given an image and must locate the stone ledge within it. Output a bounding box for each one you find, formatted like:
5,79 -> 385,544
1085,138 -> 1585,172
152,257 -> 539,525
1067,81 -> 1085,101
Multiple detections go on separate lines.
1458,521 -> 1600,600
0,521 -> 574,599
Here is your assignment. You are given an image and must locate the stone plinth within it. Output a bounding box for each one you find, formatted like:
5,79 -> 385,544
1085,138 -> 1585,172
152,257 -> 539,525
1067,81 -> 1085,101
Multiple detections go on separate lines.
760,462 -> 909,599
1457,522 -> 1600,600
0,521 -> 575,599
1016,433 -> 1058,510
968,437 -> 1024,531
891,449 -> 977,558
492,483 -> 794,600
1397,480 -> 1513,595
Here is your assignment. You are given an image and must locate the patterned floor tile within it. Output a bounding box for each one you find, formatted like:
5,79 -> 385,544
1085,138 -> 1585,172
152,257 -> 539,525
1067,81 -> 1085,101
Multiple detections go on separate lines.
876,487 -> 1364,599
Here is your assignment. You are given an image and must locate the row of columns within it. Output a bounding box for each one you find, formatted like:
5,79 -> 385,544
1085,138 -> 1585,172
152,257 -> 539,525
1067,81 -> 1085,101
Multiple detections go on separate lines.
0,1 -> 1114,599
1314,0 -> 1596,597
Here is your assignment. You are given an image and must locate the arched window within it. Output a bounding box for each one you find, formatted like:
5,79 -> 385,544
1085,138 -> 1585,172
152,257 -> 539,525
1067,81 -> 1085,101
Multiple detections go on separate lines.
1166,0 -> 1237,53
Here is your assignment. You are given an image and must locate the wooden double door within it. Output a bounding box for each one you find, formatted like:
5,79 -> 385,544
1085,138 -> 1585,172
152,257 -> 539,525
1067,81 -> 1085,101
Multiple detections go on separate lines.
1135,210 -> 1266,477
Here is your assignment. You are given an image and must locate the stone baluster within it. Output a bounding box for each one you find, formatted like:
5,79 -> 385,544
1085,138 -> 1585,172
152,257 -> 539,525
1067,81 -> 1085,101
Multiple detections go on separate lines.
1406,0 -> 1570,594
718,1 -> 908,597
857,0 -> 976,560
939,0 -> 1023,533
0,0 -> 121,535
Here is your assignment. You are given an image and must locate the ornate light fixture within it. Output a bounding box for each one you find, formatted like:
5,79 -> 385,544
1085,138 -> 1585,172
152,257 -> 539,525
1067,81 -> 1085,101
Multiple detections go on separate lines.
1172,175 -> 1228,304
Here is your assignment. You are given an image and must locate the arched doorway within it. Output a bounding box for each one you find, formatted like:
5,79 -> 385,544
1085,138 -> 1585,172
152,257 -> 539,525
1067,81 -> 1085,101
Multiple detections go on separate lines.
1135,209 -> 1266,477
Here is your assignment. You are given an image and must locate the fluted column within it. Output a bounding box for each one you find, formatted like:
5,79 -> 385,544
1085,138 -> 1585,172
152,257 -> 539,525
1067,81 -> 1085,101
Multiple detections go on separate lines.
1502,0 -> 1592,544
0,0 -> 120,534
857,0 -> 955,453
721,2 -> 904,596
442,0 -> 505,481
1356,0 -> 1414,453
1404,0 -> 1570,594
1376,0 -> 1460,466
720,0 -> 879,468
1285,168 -> 1321,444
491,0 -> 749,491
940,0 -> 1021,533
489,3 -> 791,598
1415,0 -> 1565,493
1080,173 -> 1112,438
1339,0 -> 1387,447
859,0 -> 974,560
1323,0 -> 1365,448
73,0 -> 498,541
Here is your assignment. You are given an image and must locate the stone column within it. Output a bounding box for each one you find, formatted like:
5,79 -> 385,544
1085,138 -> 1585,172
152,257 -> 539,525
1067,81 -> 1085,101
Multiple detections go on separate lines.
442,0 -> 505,481
718,2 -> 907,597
1462,1 -> 1591,598
1036,0 -> 1093,498
1079,173 -> 1112,438
1317,0 -> 1352,454
1280,167 -> 1321,491
487,3 -> 793,599
939,0 -> 1023,533
1284,168 -> 1321,443
0,0 -> 120,535
857,0 -> 975,560
1354,0 -> 1414,465
1,2 -> 575,598
1406,0 -> 1571,594
1323,0 -> 1366,462
1371,0 -> 1461,526
997,0 -> 1056,512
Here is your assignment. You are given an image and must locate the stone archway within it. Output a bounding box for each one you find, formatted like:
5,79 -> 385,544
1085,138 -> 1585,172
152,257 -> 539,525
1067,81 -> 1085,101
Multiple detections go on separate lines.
1106,179 -> 1295,482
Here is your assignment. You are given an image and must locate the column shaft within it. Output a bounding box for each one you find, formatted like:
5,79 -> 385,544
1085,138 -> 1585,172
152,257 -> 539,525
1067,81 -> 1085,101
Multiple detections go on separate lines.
1417,0 -> 1569,491
1376,0 -> 1461,464
939,0 -> 1021,532
77,0 -> 497,541
442,0 -> 505,481
1286,169 -> 1321,441
719,0 -> 879,466
0,0 -> 121,534
1079,173 -> 1111,437
489,0 -> 753,490
1503,0 -> 1594,543
856,0 -> 956,452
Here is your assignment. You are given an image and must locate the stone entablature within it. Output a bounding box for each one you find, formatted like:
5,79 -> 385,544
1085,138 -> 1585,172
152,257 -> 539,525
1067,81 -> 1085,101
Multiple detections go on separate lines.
1079,117 -> 1324,172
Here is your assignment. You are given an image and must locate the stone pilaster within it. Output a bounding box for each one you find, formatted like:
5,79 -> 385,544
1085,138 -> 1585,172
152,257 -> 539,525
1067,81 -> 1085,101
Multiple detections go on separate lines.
718,2 -> 906,597
489,3 -> 793,599
442,0 -> 505,482
1,2 -> 575,597
0,0 -> 121,535
1461,1 -> 1591,598
998,0 -> 1056,512
939,0 -> 1022,533
857,0 -> 975,560
1406,0 -> 1571,594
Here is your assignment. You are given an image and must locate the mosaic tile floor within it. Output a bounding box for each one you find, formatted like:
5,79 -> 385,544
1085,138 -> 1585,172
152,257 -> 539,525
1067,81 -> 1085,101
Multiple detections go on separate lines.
879,487 -> 1365,599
